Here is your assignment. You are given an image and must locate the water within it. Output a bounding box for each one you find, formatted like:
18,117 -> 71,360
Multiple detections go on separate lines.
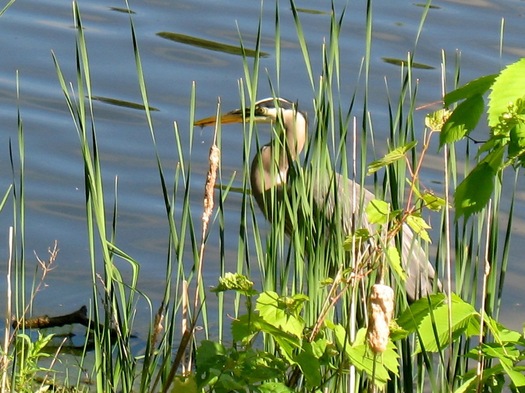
0,0 -> 524,346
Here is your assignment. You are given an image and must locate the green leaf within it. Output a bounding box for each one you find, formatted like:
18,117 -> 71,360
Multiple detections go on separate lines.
385,245 -> 406,281
397,293 -> 448,332
484,317 -> 525,344
295,342 -> 321,387
231,314 -> 259,344
425,108 -> 452,131
171,374 -> 198,393
508,122 -> 525,161
366,199 -> 390,225
488,58 -> 525,127
421,191 -> 447,212
406,293 -> 479,353
406,214 -> 431,243
211,272 -> 257,295
454,162 -> 496,218
255,291 -> 307,338
443,73 -> 497,107
331,326 -> 398,388
501,361 -> 525,387
253,318 -> 301,362
440,94 -> 485,147
367,141 -> 417,175
258,382 -> 295,393
343,228 -> 371,252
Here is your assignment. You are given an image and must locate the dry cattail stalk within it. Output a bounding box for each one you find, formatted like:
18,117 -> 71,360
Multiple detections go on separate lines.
150,301 -> 165,350
367,283 -> 394,353
202,144 -> 220,231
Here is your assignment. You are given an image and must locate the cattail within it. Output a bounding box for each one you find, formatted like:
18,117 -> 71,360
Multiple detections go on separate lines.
367,283 -> 394,353
202,144 -> 220,231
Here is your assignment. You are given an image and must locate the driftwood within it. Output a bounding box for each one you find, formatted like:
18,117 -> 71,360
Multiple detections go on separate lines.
12,305 -> 122,339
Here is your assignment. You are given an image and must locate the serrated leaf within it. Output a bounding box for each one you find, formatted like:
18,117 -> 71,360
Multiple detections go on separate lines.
421,191 -> 447,211
488,58 -> 525,127
367,141 -> 417,175
385,245 -> 406,281
440,94 -> 485,147
406,214 -> 431,243
397,293 -> 448,332
443,74 -> 497,106
256,291 -> 306,338
409,293 -> 479,353
365,199 -> 390,225
425,108 -> 452,131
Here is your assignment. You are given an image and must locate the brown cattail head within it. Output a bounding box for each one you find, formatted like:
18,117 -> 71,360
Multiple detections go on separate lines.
367,283 -> 394,353
202,144 -> 220,229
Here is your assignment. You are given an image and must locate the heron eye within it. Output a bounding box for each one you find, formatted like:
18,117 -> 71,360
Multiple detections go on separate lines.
255,107 -> 267,116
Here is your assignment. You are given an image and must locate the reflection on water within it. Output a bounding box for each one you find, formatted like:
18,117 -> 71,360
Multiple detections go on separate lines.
0,0 -> 524,343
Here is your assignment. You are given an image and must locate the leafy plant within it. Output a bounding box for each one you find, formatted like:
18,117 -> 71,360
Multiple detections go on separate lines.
13,332 -> 55,392
440,58 -> 525,218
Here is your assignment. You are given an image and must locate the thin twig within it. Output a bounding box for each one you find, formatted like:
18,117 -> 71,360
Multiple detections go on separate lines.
476,200 -> 492,393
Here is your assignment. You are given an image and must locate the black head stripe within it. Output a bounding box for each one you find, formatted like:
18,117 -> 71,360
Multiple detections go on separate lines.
255,97 -> 295,111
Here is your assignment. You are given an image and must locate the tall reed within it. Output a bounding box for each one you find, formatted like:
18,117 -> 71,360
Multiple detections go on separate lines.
1,0 -> 519,391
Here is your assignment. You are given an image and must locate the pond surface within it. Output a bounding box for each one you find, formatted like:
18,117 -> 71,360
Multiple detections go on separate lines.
0,0 -> 524,343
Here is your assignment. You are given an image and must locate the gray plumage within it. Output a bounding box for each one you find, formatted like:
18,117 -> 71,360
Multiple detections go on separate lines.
197,97 -> 438,301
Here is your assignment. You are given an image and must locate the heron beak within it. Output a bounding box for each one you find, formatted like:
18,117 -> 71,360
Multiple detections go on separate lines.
194,110 -> 246,127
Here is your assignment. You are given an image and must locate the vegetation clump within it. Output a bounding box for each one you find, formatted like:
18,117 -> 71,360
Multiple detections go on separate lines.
1,0 -> 525,392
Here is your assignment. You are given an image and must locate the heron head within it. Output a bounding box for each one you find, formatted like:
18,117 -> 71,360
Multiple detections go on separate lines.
194,97 -> 305,127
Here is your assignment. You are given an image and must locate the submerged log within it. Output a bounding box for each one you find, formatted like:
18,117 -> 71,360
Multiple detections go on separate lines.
12,306 -> 125,339
13,306 -> 92,330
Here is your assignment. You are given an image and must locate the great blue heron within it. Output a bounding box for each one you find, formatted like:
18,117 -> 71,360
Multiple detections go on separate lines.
195,97 -> 438,301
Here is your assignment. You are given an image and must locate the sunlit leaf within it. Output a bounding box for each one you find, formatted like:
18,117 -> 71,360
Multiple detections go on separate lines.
171,374 -> 198,393
407,293 -> 478,353
367,141 -> 417,174
440,94 -> 484,147
251,317 -> 302,362
488,58 -> 525,127
211,272 -> 257,295
406,214 -> 431,243
343,228 -> 371,252
385,245 -> 406,281
258,382 -> 295,393
365,199 -> 390,225
421,191 -> 447,211
443,74 -> 497,107
484,317 -> 525,344
332,326 -> 398,388
256,291 -> 306,338
425,108 -> 451,131
397,293 -> 447,332
504,366 -> 525,387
